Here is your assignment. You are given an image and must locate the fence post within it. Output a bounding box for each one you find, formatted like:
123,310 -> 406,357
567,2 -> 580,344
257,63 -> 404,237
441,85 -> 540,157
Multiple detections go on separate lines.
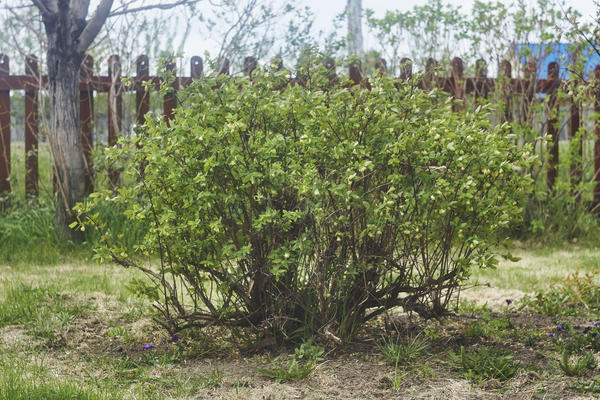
570,75 -> 583,188
423,58 -> 438,90
136,55 -> 150,125
474,58 -> 488,99
323,56 -> 337,86
451,57 -> 464,112
108,55 -> 122,188
0,55 -> 10,195
399,57 -> 412,80
191,56 -> 203,79
595,65 -> 600,204
546,62 -> 560,190
499,59 -> 513,124
243,56 -> 257,78
80,54 -> 94,194
218,58 -> 230,76
374,58 -> 386,77
349,60 -> 362,86
163,58 -> 176,121
521,60 -> 536,124
25,55 -> 39,197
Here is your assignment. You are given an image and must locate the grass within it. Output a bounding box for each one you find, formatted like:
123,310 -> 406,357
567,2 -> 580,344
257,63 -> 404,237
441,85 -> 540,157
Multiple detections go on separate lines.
377,334 -> 429,366
0,354 -> 121,400
8,142 -> 55,202
0,248 -> 598,397
448,345 -> 519,383
470,246 -> 600,293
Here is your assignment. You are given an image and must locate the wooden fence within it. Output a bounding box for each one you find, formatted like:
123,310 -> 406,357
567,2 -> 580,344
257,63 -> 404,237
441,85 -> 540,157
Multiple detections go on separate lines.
0,54 -> 600,201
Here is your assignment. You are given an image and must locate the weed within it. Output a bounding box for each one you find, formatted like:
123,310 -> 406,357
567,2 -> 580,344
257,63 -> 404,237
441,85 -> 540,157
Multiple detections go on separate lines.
465,315 -> 513,340
520,272 -> 600,317
448,345 -> 519,383
256,340 -> 324,382
376,334 -> 430,390
458,299 -> 492,313
377,334 -> 429,366
108,326 -> 135,344
574,376 -> 600,394
557,349 -> 597,377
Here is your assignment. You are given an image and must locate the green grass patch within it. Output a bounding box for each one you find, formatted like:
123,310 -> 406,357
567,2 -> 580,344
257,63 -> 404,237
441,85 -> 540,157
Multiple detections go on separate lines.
0,354 -> 121,400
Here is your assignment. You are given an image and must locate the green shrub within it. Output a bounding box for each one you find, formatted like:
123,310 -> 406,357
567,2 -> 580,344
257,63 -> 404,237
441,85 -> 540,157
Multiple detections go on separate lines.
77,55 -> 531,341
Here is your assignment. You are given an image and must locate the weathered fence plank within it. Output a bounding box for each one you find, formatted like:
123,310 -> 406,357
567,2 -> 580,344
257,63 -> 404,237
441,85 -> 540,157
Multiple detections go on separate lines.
190,56 -> 203,79
451,57 -> 464,112
399,57 -> 412,80
0,55 -> 10,194
499,59 -> 513,124
570,82 -> 583,187
474,58 -> 489,99
25,55 -> 39,197
136,55 -> 150,125
163,58 -> 177,122
243,56 -> 257,77
546,62 -> 560,190
80,55 -> 94,194
595,65 -> 600,204
108,55 -> 122,187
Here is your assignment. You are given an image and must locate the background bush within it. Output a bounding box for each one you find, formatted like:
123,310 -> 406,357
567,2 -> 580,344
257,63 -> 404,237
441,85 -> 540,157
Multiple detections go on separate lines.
78,57 -> 532,341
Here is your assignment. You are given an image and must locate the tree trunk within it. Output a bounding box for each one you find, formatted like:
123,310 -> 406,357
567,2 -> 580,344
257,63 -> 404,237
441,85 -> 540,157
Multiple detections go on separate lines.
347,0 -> 363,57
47,46 -> 86,241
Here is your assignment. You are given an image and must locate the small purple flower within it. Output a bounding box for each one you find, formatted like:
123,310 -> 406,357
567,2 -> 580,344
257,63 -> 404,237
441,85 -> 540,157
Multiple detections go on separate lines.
594,321 -> 599,327
161,338 -> 166,344
584,327 -> 591,334
171,334 -> 180,343
116,347 -> 124,354
505,299 -> 512,306
557,324 -> 565,332
549,332 -> 555,337
142,344 -> 155,351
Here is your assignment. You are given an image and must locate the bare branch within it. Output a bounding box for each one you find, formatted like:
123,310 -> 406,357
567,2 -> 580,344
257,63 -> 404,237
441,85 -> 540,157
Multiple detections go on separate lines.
76,0 -> 114,54
108,0 -> 202,17
5,5 -> 47,48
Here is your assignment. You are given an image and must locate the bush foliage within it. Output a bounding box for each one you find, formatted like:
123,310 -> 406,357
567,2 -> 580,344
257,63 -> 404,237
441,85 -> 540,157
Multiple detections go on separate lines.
77,58 -> 531,341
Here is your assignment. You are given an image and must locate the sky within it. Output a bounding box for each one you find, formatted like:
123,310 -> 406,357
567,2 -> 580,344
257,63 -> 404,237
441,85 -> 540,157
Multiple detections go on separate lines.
182,0 -> 597,59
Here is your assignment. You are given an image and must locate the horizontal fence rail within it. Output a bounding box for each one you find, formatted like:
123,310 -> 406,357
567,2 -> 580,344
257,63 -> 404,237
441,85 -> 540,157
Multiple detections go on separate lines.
1,54 -> 600,202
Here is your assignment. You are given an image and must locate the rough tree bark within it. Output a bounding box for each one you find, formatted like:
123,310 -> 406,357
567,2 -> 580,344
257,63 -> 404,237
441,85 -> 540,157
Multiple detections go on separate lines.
29,0 -> 199,240
32,0 -> 113,240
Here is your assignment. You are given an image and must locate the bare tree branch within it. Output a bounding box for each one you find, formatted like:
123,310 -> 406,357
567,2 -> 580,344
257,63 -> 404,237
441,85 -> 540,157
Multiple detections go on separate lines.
6,5 -> 47,48
108,0 -> 202,17
76,0 -> 114,54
